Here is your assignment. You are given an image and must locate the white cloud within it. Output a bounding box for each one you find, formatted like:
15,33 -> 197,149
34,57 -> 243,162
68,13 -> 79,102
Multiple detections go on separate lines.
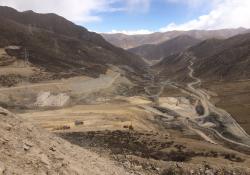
0,0 -> 151,23
160,0 -> 250,31
0,0 -> 118,23
108,29 -> 154,35
166,0 -> 207,8
125,0 -> 151,13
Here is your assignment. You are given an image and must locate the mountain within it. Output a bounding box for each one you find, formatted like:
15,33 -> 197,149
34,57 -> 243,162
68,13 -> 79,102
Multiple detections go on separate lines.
192,33 -> 250,80
0,6 -> 146,78
154,32 -> 250,81
102,28 -> 247,49
128,35 -> 201,60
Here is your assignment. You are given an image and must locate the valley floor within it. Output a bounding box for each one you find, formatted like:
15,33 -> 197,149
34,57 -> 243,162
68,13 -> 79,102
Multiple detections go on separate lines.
1,48 -> 250,174
202,80 -> 250,135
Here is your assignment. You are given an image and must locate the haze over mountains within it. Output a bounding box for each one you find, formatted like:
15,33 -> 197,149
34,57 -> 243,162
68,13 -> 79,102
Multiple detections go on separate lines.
102,28 -> 247,49
129,35 -> 201,60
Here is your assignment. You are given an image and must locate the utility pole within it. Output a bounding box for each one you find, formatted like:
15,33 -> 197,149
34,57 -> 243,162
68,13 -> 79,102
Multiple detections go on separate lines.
28,24 -> 33,35
24,48 -> 29,66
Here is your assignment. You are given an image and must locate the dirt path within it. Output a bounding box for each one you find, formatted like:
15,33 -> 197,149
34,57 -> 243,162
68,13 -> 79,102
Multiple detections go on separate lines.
0,82 -> 64,92
0,72 -> 120,93
184,52 -> 250,148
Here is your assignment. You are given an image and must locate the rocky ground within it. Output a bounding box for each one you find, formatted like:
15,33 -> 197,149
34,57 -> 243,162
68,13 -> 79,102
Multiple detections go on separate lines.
0,107 -> 130,175
59,130 -> 250,175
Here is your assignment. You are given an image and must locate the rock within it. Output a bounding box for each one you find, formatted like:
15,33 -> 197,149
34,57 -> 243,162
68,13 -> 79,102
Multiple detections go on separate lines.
0,112 -> 8,116
0,137 -> 9,145
205,169 -> 214,175
0,162 -> 5,175
74,120 -> 84,126
40,154 -> 50,166
23,141 -> 33,151
134,165 -> 142,170
5,124 -> 12,131
49,146 -> 56,152
23,144 -> 31,151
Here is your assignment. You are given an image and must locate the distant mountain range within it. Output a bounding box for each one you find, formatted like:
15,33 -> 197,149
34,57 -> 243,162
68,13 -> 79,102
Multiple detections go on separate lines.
1,6 -> 249,82
102,28 -> 247,49
128,35 -> 201,60
154,32 -> 250,81
0,6 -> 146,77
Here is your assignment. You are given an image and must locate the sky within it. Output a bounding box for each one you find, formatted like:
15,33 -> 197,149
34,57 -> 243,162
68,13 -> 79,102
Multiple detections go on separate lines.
0,0 -> 250,34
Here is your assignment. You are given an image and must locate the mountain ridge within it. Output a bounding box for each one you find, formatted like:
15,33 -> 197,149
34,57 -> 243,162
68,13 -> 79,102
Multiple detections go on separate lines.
102,28 -> 247,49
154,32 -> 250,81
129,35 -> 201,60
0,6 -> 146,78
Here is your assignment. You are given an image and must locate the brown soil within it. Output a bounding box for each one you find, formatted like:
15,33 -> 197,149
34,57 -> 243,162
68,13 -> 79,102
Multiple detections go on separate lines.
0,107 -> 129,175
202,80 -> 250,134
59,130 -> 250,174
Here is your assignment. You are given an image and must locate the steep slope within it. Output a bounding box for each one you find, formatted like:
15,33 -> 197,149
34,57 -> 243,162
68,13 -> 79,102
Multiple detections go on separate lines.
102,28 -> 247,49
0,107 -> 128,175
101,32 -> 179,49
0,6 -> 146,77
129,35 -> 201,60
155,32 -> 250,81
192,33 -> 250,80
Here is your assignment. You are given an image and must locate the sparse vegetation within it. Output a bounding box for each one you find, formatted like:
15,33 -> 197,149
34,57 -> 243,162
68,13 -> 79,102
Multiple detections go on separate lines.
53,125 -> 71,131
0,74 -> 25,87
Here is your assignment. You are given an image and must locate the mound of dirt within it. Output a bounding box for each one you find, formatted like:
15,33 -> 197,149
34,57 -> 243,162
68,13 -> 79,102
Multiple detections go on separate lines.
35,92 -> 70,107
0,107 -> 128,175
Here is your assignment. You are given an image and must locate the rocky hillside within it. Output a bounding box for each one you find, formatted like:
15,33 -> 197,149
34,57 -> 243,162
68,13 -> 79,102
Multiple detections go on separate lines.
192,33 -> 250,80
154,32 -> 250,81
102,28 -> 247,49
0,6 -> 146,77
0,107 -> 128,175
129,35 -> 201,60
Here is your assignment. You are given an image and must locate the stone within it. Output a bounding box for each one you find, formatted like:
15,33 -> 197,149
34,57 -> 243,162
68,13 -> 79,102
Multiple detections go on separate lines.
0,162 -> 5,175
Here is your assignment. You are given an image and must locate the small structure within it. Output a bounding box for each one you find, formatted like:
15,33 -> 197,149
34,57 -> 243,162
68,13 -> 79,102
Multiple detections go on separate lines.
5,45 -> 21,50
74,120 -> 84,126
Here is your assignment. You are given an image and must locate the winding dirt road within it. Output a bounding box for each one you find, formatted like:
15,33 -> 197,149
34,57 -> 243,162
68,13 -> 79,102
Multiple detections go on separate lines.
185,52 -> 250,149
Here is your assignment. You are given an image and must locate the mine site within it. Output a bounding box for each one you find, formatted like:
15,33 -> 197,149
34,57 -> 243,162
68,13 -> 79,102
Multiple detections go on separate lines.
0,1 -> 250,175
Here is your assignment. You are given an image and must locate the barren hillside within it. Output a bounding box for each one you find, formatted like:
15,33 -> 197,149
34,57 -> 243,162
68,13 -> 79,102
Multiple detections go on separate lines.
102,28 -> 246,49
0,6 -> 146,78
155,32 -> 250,81
0,107 -> 129,175
129,35 -> 201,60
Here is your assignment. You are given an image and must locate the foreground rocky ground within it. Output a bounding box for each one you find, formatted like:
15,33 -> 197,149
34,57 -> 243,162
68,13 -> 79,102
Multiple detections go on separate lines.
1,106 -> 250,175
0,107 -> 129,175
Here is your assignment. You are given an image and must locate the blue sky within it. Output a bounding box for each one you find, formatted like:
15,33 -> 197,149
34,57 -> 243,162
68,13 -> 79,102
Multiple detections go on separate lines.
83,0 -> 214,33
84,0 -> 210,33
1,0 -> 250,34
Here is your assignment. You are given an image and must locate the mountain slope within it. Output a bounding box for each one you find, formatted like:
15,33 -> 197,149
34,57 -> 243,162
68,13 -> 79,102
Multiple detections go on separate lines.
154,32 -> 250,81
0,107 -> 128,174
129,35 -> 201,60
192,33 -> 250,80
0,6 -> 146,77
102,28 -> 247,49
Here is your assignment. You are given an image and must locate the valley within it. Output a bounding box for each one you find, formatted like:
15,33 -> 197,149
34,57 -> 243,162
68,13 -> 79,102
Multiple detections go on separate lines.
1,47 -> 250,174
0,5 -> 250,175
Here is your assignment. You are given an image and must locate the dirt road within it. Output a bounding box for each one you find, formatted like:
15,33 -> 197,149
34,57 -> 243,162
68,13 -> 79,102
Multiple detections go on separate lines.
184,52 -> 250,148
